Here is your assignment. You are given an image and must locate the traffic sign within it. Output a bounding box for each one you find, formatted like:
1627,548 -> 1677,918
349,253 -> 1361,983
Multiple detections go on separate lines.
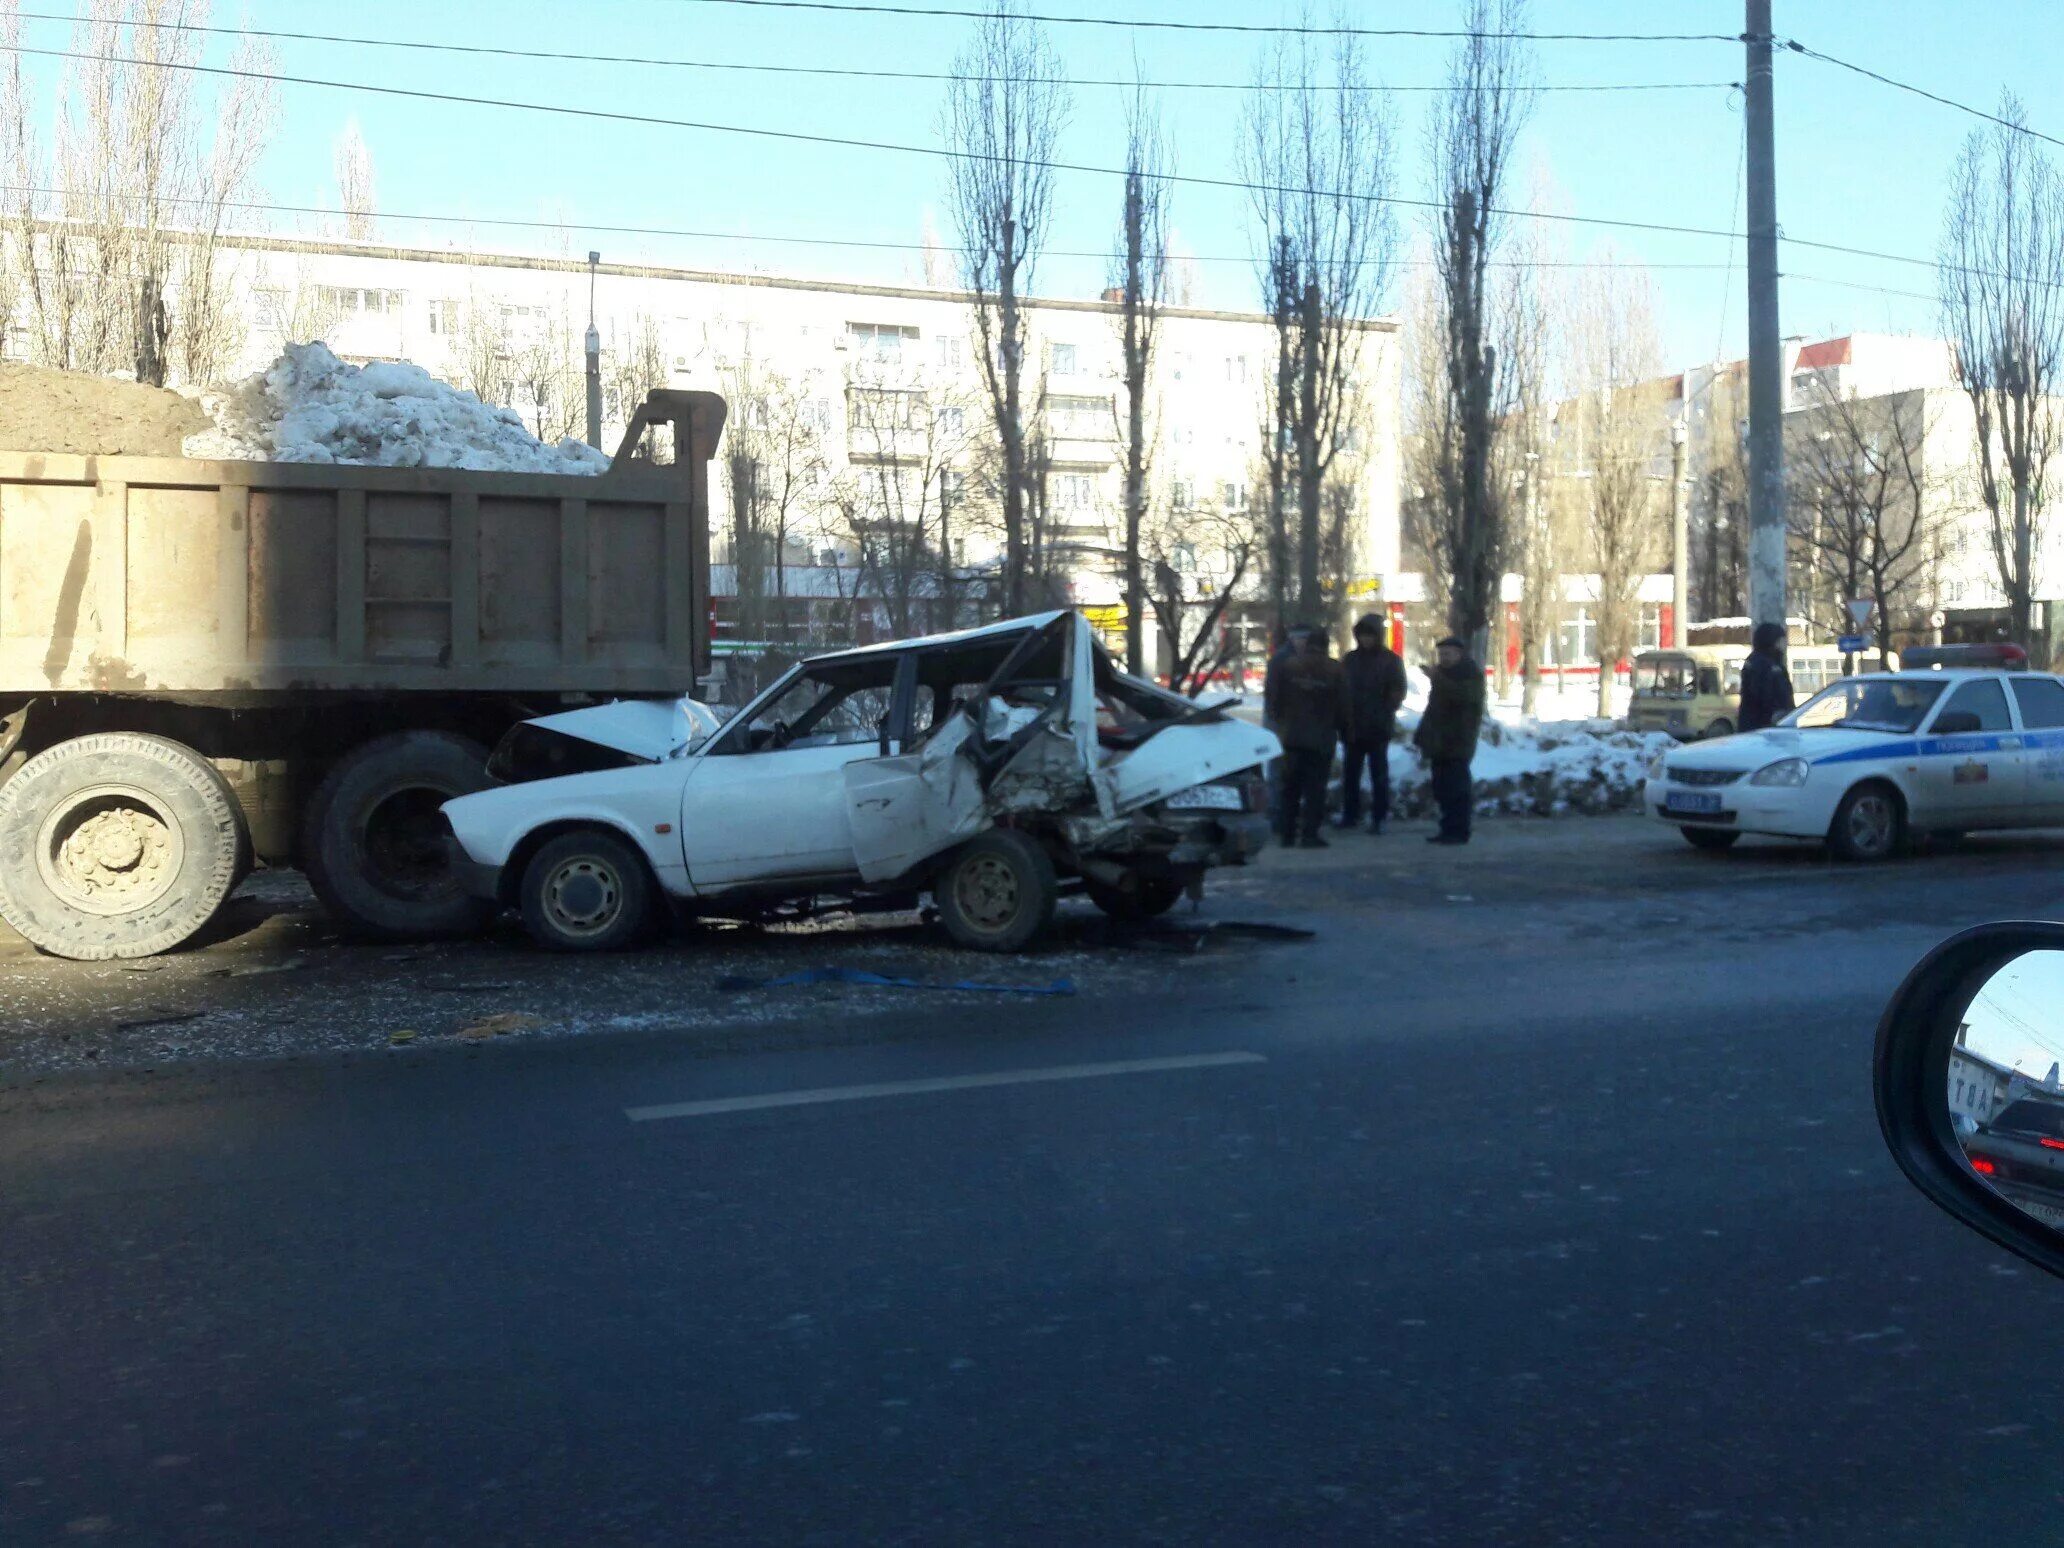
1837,633 -> 1868,653
1930,608 -> 1947,629
1846,598 -> 1876,626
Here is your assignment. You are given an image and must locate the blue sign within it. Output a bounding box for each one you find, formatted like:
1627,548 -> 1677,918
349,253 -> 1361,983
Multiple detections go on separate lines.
1837,634 -> 1868,653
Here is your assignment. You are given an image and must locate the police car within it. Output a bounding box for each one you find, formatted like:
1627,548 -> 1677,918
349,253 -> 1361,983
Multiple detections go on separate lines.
1644,669 -> 2064,859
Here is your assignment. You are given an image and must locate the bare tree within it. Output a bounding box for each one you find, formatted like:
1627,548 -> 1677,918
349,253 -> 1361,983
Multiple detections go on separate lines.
606,313 -> 672,456
1243,18 -> 1396,627
172,30 -> 274,384
1788,386 -> 1942,662
1425,0 -> 1535,652
1563,260 -> 1667,716
455,285 -> 515,412
723,355 -> 834,645
333,118 -> 376,242
941,2 -> 1069,614
1144,500 -> 1258,695
1110,75 -> 1170,673
1939,92 -> 2064,657
510,300 -> 582,445
838,364 -> 976,637
1690,365 -> 1750,621
1498,233 -> 1554,712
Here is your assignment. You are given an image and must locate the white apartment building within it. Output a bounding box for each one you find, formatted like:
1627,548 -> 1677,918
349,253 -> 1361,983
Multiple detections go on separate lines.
206,231 -> 1401,671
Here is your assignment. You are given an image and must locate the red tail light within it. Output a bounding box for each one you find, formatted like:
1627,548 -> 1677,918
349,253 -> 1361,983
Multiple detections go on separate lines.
1970,1156 -> 1998,1175
2038,1137 -> 2064,1152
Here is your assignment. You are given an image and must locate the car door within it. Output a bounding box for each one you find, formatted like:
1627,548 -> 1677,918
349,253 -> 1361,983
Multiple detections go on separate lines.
679,654 -> 912,888
1916,677 -> 2027,828
2009,676 -> 2064,823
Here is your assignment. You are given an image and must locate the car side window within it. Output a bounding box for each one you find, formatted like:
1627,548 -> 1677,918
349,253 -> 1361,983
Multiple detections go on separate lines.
710,667 -> 900,754
2012,678 -> 2064,730
1935,679 -> 2013,734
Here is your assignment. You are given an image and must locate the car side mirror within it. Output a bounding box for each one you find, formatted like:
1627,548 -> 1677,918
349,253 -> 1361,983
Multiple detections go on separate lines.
1876,922 -> 2064,1279
1932,711 -> 1982,734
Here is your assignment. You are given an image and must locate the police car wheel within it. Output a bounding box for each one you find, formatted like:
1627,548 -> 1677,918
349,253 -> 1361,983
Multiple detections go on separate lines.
1829,782 -> 1904,863
1680,826 -> 1739,852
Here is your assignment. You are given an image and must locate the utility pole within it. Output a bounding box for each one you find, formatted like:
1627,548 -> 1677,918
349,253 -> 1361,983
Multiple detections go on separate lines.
1743,1 -> 1786,632
584,250 -> 603,451
1670,419 -> 1689,647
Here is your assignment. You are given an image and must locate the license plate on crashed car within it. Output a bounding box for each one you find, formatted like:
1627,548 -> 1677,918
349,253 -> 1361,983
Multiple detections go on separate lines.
1164,783 -> 1244,812
1664,790 -> 1723,815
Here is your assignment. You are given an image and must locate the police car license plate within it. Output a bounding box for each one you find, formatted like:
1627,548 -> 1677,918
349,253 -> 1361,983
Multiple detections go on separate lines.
1664,791 -> 1723,815
1165,783 -> 1244,812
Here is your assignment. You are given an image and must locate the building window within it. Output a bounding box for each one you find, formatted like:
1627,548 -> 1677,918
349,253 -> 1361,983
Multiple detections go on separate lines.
1557,607 -> 1598,667
1222,480 -> 1248,513
427,298 -> 460,336
1639,602 -> 1663,652
1053,473 -> 1097,511
318,286 -> 405,317
846,322 -> 918,361
847,386 -> 924,432
1225,355 -> 1247,385
939,405 -> 966,436
1046,393 -> 1111,439
1049,342 -> 1078,376
1172,541 -> 1197,573
935,333 -> 964,370
1172,479 -> 1194,511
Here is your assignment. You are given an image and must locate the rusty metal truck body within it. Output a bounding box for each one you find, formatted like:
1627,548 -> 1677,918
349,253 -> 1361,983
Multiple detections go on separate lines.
0,391 -> 724,959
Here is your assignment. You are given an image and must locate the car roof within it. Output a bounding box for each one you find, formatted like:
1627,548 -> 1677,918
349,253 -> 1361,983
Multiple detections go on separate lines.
802,610 -> 1070,670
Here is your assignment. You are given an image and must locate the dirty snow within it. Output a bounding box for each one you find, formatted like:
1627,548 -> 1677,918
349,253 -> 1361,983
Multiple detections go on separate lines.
183,342 -> 609,474
1387,720 -> 1674,818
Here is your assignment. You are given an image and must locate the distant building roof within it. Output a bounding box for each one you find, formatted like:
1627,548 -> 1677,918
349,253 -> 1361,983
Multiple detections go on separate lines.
1793,336 -> 1853,370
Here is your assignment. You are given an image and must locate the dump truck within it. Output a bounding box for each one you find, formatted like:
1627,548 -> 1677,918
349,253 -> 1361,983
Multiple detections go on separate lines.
0,390 -> 725,960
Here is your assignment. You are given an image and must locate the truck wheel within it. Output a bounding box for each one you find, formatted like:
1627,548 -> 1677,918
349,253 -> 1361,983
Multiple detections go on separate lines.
518,830 -> 655,952
1680,826 -> 1740,852
935,830 -> 1058,952
303,732 -> 495,940
0,733 -> 247,960
1083,874 -> 1186,920
1829,781 -> 1905,863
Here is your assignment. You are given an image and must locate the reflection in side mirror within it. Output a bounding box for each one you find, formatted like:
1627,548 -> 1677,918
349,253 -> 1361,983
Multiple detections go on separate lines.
1876,924 -> 2064,1280
1951,950 -> 2064,1229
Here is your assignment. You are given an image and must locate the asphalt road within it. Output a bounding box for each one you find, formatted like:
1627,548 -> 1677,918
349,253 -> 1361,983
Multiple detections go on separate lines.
6,821 -> 2064,1546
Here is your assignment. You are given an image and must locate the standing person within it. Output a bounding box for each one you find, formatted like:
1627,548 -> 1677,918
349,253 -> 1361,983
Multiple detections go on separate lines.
1337,613 -> 1407,834
1260,624 -> 1302,830
1737,621 -> 1795,733
1268,626 -> 1346,849
1413,636 -> 1486,846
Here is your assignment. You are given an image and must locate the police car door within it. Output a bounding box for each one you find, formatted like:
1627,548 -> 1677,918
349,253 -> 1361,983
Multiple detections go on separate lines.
1916,678 -> 2027,828
2008,677 -> 2064,822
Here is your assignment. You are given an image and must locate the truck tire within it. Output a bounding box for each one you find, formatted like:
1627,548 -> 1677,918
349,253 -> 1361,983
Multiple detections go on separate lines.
518,829 -> 656,952
0,732 -> 247,960
1083,873 -> 1186,920
934,829 -> 1058,952
302,732 -> 495,940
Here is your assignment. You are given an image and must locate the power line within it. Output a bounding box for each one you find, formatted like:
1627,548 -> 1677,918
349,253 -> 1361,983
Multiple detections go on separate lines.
1782,271 -> 1938,305
656,0 -> 1742,43
3,11 -> 1733,95
0,43 -> 1758,249
1781,38 -> 2064,152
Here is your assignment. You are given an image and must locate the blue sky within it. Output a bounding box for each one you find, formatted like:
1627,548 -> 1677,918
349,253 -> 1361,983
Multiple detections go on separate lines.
12,0 -> 2057,364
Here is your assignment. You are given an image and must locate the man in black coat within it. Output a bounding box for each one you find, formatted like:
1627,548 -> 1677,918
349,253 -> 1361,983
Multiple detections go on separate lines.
1737,621 -> 1795,733
1336,613 -> 1407,833
1413,636 -> 1486,846
1265,626 -> 1346,849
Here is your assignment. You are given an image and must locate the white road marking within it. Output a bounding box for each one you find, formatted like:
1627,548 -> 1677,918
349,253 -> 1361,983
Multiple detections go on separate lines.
625,1051 -> 1267,1123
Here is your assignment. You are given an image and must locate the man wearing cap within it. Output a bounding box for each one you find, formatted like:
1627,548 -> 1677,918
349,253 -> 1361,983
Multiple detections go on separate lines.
1413,636 -> 1486,846
1337,613 -> 1407,834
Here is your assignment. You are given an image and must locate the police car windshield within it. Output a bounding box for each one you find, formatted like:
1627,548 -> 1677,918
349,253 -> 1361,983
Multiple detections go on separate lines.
1785,677 -> 1945,733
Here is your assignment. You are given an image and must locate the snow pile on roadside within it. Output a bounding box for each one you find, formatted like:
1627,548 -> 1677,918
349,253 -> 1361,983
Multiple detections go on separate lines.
183,342 -> 609,473
1385,720 -> 1674,818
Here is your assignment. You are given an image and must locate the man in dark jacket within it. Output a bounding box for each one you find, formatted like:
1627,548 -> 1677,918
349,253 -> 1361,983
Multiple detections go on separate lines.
1265,626 -> 1346,849
1337,613 -> 1407,833
1413,636 -> 1486,846
1737,621 -> 1795,732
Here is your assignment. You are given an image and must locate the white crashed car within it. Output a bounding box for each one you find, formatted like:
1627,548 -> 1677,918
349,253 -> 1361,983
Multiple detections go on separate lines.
1645,668 -> 2064,860
442,611 -> 1281,951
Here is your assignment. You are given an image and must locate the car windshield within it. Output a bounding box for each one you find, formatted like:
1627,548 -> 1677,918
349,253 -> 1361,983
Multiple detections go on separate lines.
1989,1098 -> 2064,1140
1786,677 -> 1944,733
1633,656 -> 1695,697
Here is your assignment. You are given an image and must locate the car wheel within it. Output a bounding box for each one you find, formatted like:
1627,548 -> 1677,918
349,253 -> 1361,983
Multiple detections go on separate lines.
1701,719 -> 1734,739
935,829 -> 1058,952
1083,873 -> 1187,919
1680,826 -> 1740,852
1829,781 -> 1905,862
518,829 -> 655,951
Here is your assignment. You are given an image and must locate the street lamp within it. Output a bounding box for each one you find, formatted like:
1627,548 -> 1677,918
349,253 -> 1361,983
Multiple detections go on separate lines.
584,250 -> 603,450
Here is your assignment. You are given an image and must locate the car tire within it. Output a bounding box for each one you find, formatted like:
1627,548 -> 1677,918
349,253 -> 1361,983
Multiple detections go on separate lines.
0,732 -> 248,960
935,829 -> 1058,952
1829,781 -> 1905,862
518,829 -> 656,951
302,732 -> 496,940
1701,719 -> 1734,739
1083,873 -> 1186,919
1680,826 -> 1740,852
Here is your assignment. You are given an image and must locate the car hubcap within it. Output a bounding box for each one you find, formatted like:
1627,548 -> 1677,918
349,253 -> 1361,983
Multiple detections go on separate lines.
543,857 -> 622,936
954,853 -> 1021,933
1849,796 -> 1895,855
38,785 -> 183,916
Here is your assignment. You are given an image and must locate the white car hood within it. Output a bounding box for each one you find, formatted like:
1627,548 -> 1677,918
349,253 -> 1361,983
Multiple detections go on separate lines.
524,697 -> 721,761
1668,725 -> 1909,771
